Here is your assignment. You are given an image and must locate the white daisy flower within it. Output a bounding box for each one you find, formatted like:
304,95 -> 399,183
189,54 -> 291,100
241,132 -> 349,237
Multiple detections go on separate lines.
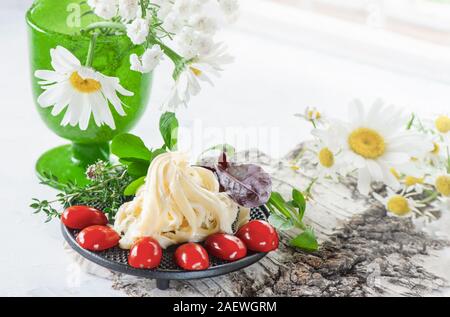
434,114 -> 450,136
414,197 -> 450,239
423,137 -> 447,169
163,42 -> 233,110
374,188 -> 424,217
332,99 -> 433,195
126,18 -> 149,45
310,127 -> 344,182
295,106 -> 326,127
130,45 -> 164,74
401,175 -> 429,194
35,46 -> 133,131
433,173 -> 450,197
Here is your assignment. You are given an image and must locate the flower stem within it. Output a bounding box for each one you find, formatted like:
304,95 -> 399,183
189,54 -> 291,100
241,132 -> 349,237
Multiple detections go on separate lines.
85,33 -> 98,67
82,21 -> 126,33
419,191 -> 439,204
147,36 -> 186,79
140,0 -> 147,18
305,177 -> 318,198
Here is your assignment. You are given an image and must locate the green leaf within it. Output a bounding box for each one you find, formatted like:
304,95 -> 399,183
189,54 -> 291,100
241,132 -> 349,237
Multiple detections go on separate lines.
268,192 -> 292,219
124,176 -> 146,196
111,134 -> 152,161
127,161 -> 150,178
268,214 -> 294,231
151,147 -> 167,159
159,112 -> 179,151
290,228 -> 318,252
292,188 -> 306,220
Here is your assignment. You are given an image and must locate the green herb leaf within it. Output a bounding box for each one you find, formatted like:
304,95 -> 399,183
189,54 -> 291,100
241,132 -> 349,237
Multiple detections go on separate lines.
292,189 -> 306,220
159,112 -> 179,151
290,228 -> 318,252
124,176 -> 146,196
268,214 -> 295,231
126,161 -> 150,178
111,134 -> 152,161
268,192 -> 293,219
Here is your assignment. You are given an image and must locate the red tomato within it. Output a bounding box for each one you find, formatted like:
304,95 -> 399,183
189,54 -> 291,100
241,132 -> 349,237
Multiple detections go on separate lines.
128,237 -> 162,269
62,206 -> 108,230
236,220 -> 279,252
76,225 -> 120,251
174,243 -> 209,271
205,233 -> 247,261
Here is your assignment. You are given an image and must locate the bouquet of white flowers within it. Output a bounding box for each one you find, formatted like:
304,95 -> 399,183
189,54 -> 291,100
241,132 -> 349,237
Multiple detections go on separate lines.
86,0 -> 238,110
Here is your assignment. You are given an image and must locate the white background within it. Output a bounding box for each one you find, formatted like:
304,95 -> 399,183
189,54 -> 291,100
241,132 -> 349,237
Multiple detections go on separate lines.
0,0 -> 449,296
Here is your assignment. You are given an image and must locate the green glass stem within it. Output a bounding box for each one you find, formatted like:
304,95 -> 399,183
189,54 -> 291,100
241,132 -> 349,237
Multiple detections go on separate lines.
72,142 -> 109,166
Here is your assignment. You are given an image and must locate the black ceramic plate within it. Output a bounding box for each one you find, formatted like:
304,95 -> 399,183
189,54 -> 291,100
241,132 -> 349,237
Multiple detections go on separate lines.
62,206 -> 269,290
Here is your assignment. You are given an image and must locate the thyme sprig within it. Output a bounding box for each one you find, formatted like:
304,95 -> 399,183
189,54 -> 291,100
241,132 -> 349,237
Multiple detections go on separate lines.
30,161 -> 133,223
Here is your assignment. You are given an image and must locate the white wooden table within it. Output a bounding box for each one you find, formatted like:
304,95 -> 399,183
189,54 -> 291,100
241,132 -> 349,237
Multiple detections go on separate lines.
0,0 -> 449,296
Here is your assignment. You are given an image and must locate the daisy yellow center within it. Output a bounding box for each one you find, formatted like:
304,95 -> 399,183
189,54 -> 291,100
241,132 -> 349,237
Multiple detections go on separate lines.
190,67 -> 202,77
435,115 -> 450,134
70,72 -> 101,93
348,128 -> 385,159
387,195 -> 410,216
308,111 -> 321,120
431,142 -> 440,155
390,168 -> 401,180
404,176 -> 424,187
435,175 -> 450,196
318,147 -> 334,168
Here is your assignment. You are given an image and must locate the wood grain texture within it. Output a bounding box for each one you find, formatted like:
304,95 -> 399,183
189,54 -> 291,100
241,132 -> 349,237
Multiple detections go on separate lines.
68,146 -> 450,297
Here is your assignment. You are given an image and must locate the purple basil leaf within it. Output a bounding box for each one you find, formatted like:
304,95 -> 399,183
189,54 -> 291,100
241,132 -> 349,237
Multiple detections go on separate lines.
215,163 -> 272,208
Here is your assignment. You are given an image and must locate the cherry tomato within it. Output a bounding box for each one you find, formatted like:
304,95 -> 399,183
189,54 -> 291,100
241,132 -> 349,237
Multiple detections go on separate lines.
62,205 -> 108,230
236,220 -> 279,252
174,243 -> 209,271
128,237 -> 162,269
205,233 -> 247,261
76,225 -> 120,251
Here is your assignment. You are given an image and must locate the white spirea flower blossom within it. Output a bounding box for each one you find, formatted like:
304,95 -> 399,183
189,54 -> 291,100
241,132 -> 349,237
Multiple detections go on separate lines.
35,46 -> 133,130
88,0 -> 118,20
177,27 -> 214,59
173,0 -> 204,18
130,45 -> 164,73
126,18 -> 149,45
118,0 -> 139,21
218,0 -> 239,21
162,12 -> 184,34
189,14 -> 218,34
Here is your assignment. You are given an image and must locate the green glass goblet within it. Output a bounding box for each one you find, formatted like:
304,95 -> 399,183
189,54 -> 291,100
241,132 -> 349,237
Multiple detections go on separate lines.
27,0 -> 152,187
